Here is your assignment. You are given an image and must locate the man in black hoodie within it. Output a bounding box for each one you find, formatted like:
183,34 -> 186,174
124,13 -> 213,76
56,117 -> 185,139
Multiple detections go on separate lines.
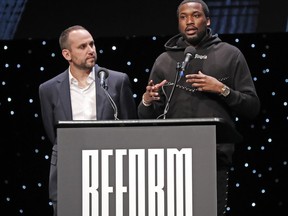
138,0 -> 260,215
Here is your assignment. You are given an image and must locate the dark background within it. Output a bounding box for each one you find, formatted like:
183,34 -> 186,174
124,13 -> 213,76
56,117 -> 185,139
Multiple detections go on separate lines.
1,0 -> 288,215
2,0 -> 287,40
1,32 -> 288,216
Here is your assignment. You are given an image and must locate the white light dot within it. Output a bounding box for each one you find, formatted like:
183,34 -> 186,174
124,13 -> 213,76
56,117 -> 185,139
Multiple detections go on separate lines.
40,67 -> 44,71
247,146 -> 251,150
5,63 -> 9,68
112,46 -> 117,50
251,202 -> 256,207
284,102 -> 287,106
51,53 -> 56,57
152,36 -> 157,41
19,209 -> 24,213
35,149 -> 39,153
10,110 -> 15,115
261,189 -> 266,193
22,185 -> 26,189
45,155 -> 49,159
133,78 -> 138,83
235,38 -> 239,43
6,197 -> 10,201
7,97 -> 12,102
145,68 -> 150,73
38,183 -> 42,187
99,49 -> 104,54
127,61 -> 131,66
262,53 -> 266,58
268,138 -> 272,143
4,45 -> 8,50
271,92 -> 276,96
244,163 -> 249,167
29,99 -> 33,103
17,64 -> 21,68
235,183 -> 240,187
253,77 -> 257,81
133,94 -> 137,98
42,41 -> 47,45
2,81 -> 6,85
34,113 -> 39,118
251,44 -> 256,48
261,146 -> 265,150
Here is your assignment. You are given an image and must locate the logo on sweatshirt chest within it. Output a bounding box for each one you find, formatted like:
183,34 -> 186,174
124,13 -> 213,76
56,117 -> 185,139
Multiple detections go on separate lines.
194,54 -> 207,59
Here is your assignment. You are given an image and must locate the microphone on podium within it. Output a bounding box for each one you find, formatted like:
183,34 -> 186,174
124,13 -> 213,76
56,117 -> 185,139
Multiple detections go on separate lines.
97,68 -> 109,88
159,47 -> 197,119
97,67 -> 119,120
181,46 -> 197,72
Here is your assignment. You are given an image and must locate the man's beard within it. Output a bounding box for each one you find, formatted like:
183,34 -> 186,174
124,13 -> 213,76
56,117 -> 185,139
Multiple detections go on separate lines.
181,28 -> 207,46
76,61 -> 95,71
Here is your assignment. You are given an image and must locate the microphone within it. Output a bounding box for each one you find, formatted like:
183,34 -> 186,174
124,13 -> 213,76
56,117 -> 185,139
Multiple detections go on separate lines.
157,47 -> 196,119
181,46 -> 196,72
97,67 -> 119,120
97,68 -> 109,88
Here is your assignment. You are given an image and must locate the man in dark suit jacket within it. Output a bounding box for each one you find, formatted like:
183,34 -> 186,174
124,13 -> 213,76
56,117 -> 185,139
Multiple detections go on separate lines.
39,25 -> 137,216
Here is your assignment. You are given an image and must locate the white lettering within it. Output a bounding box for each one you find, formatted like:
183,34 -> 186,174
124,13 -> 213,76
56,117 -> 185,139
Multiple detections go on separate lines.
167,148 -> 193,216
195,53 -> 207,59
82,150 -> 99,216
129,149 -> 145,216
101,150 -> 113,216
148,149 -> 164,216
82,148 -> 193,216
115,149 -> 127,216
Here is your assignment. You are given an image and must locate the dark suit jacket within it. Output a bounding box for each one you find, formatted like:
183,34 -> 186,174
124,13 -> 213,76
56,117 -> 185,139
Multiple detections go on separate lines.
39,64 -> 137,202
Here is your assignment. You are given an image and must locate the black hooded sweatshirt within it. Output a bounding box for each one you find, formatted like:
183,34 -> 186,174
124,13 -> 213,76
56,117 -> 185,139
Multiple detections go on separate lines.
138,29 -> 260,164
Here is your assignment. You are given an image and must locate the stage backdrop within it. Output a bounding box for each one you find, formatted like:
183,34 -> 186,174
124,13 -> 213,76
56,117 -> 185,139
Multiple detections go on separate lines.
1,0 -> 288,39
0,32 -> 288,216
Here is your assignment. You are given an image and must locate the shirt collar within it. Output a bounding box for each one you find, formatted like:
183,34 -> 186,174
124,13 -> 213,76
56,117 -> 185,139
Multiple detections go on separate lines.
69,67 -> 95,85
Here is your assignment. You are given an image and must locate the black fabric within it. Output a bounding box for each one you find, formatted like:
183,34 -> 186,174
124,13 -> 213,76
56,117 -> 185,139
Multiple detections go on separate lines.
217,165 -> 229,216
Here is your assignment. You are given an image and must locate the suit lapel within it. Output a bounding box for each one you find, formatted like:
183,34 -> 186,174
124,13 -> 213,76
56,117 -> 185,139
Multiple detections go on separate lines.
57,70 -> 73,120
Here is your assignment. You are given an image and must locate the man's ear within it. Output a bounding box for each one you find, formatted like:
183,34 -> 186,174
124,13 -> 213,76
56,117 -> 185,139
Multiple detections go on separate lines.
62,49 -> 71,61
207,17 -> 211,27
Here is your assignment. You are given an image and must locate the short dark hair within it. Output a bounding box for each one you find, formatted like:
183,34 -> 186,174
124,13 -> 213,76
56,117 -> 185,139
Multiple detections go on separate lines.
59,25 -> 87,50
177,0 -> 210,18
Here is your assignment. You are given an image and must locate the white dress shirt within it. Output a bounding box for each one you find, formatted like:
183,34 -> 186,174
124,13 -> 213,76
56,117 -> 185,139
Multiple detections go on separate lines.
69,68 -> 97,120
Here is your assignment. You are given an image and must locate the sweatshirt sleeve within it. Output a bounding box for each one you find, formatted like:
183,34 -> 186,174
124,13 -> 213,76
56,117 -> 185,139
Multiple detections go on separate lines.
224,50 -> 260,120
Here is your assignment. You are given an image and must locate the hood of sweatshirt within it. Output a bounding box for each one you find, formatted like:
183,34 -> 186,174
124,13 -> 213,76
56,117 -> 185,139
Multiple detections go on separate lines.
164,28 -> 222,51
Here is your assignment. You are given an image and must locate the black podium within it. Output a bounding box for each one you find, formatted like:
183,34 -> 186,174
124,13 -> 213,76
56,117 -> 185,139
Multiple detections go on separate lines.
57,118 -> 242,216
